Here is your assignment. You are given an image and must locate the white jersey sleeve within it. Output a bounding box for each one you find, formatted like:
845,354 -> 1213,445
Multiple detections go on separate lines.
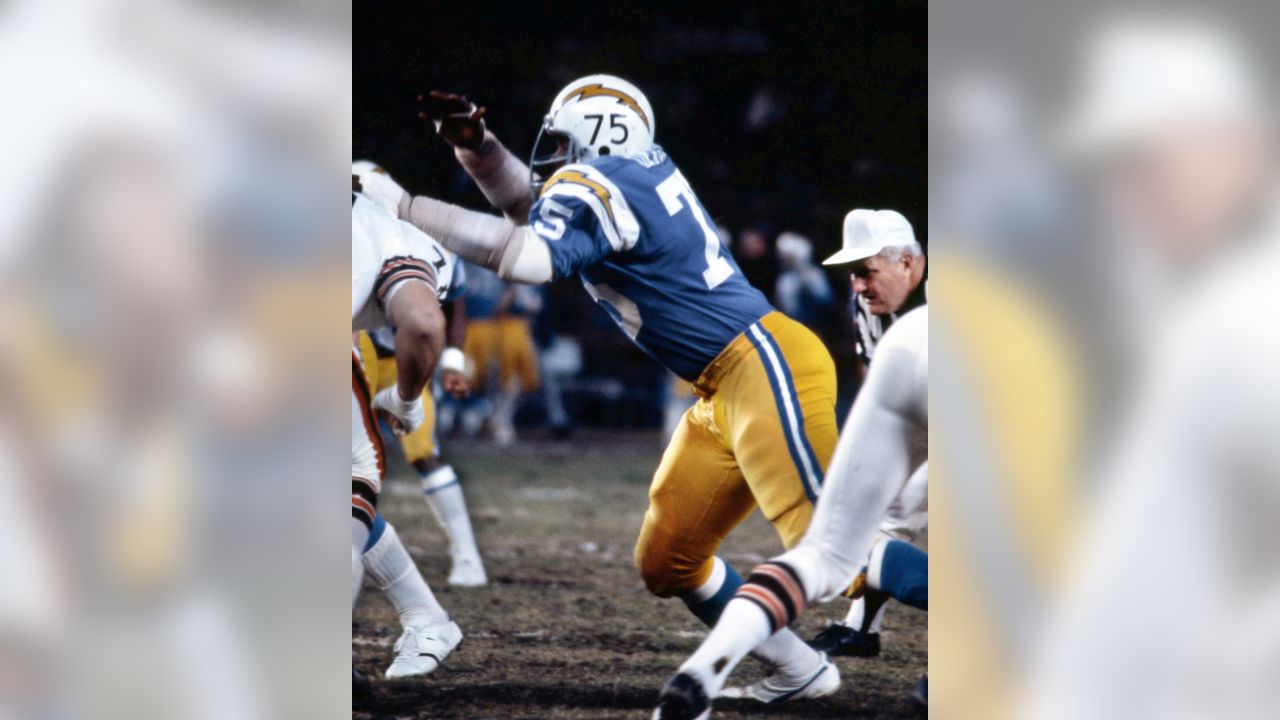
352,193 -> 456,331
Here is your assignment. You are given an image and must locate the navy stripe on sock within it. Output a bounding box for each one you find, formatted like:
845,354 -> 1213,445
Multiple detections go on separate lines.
683,562 -> 744,627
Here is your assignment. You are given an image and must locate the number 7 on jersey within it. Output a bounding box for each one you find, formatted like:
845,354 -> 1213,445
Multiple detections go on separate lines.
656,170 -> 734,289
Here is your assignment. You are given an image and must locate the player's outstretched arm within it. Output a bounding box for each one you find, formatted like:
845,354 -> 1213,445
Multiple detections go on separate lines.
418,91 -> 534,224
376,281 -> 446,434
402,194 -> 553,285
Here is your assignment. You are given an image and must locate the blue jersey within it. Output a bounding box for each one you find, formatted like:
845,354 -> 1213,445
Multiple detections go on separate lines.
461,260 -> 506,319
446,261 -> 467,302
530,147 -> 774,381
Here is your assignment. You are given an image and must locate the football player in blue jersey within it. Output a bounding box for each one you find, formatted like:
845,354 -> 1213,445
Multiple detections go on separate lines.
371,75 -> 842,702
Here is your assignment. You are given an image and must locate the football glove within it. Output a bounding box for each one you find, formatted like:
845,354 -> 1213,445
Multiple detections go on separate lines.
419,91 -> 487,150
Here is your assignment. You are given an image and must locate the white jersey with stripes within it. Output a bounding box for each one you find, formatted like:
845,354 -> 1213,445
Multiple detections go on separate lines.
352,193 -> 457,332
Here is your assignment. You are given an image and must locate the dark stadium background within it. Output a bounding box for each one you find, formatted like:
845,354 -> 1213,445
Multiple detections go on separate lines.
355,1 -> 926,428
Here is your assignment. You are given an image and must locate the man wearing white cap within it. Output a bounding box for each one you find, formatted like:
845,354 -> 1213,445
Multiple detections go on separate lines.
824,209 -> 927,370
807,208 -> 928,660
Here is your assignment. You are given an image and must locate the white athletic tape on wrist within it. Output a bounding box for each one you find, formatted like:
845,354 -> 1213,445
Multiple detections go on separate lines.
440,347 -> 466,375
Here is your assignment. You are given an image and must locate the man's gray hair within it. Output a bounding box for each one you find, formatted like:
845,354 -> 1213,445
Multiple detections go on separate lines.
878,242 -> 925,260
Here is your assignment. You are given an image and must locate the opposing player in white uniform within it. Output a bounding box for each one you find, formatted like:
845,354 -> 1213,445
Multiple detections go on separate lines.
353,160 -> 489,588
352,184 -> 463,679
655,307 -> 928,720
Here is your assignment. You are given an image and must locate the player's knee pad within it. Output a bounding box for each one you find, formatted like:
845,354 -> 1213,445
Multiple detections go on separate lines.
633,540 -> 673,596
633,533 -> 705,598
736,560 -> 809,635
352,477 -> 378,530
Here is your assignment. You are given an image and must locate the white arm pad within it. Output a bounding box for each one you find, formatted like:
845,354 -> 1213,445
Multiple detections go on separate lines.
358,171 -> 408,214
402,195 -> 553,285
455,131 -> 534,224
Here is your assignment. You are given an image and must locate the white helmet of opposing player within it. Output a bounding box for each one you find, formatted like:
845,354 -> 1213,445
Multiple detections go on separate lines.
530,74 -> 655,190
352,159 -> 407,214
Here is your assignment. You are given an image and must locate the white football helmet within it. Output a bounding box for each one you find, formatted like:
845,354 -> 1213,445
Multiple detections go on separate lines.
352,159 -> 406,214
530,74 -> 655,190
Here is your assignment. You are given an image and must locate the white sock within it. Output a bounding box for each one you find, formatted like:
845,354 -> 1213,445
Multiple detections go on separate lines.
421,465 -> 481,561
751,627 -> 823,679
493,380 -> 519,440
680,598 -> 776,697
362,521 -> 449,628
352,518 -> 369,612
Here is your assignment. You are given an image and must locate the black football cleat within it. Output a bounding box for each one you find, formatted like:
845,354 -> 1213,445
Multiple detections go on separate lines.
653,672 -> 712,720
808,624 -> 881,657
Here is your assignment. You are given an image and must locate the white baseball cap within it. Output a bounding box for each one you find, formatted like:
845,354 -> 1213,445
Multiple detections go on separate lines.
822,209 -> 916,266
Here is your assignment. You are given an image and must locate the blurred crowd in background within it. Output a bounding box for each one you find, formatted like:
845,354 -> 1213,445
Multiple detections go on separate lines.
355,3 -> 926,437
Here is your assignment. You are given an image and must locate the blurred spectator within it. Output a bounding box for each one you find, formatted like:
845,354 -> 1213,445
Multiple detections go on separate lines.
744,85 -> 787,132
774,231 -> 835,329
733,226 -> 778,294
457,261 -> 542,445
532,304 -> 581,440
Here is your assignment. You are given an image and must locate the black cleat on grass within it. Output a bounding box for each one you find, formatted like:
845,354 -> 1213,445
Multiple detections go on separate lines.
808,624 -> 881,657
653,672 -> 712,720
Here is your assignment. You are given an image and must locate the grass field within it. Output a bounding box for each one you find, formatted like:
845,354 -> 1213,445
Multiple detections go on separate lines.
353,430 -> 926,719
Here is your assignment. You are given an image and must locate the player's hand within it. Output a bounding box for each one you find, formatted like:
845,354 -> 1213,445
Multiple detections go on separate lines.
373,387 -> 425,435
419,91 -> 487,150
441,369 -> 470,399
438,347 -> 470,398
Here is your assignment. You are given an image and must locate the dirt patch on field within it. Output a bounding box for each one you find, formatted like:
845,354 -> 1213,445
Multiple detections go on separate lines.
354,431 -> 926,719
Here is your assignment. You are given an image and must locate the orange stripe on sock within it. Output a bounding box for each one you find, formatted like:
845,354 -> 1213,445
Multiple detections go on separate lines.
738,584 -> 787,631
756,564 -> 807,617
351,495 -> 375,518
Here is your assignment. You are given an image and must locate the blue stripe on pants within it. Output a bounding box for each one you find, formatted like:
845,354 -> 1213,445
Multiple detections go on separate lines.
682,562 -> 745,627
755,324 -> 825,489
745,323 -> 823,501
